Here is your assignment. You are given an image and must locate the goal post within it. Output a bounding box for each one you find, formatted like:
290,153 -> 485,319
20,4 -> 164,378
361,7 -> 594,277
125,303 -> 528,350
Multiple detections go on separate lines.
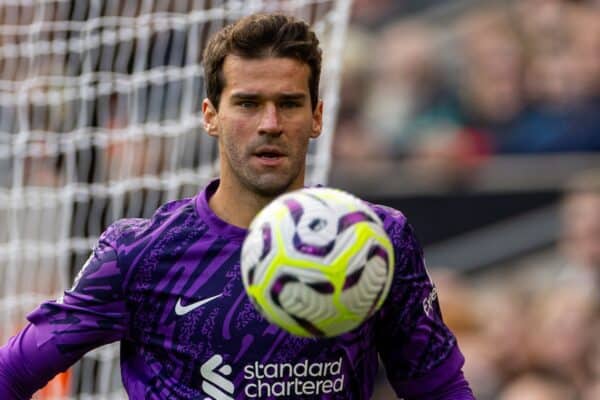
0,0 -> 352,398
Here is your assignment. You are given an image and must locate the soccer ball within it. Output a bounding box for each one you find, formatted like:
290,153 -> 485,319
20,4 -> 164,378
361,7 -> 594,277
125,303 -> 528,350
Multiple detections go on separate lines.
240,187 -> 395,338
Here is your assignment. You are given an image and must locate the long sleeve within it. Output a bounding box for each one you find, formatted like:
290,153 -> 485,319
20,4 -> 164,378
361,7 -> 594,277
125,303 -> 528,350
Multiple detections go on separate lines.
392,368 -> 474,400
0,229 -> 130,398
422,370 -> 474,400
0,323 -> 84,399
372,205 -> 475,399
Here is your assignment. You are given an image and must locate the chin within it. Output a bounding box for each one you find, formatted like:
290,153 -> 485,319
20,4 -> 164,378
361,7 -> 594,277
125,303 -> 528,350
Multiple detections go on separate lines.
250,176 -> 298,198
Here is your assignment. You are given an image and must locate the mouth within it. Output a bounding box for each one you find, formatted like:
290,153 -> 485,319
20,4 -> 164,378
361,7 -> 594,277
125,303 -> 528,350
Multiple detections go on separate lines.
253,147 -> 286,159
252,146 -> 287,166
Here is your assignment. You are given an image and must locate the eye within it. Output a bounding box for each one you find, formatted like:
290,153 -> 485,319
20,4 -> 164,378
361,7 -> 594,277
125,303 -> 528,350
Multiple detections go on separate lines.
280,100 -> 302,109
239,101 -> 257,109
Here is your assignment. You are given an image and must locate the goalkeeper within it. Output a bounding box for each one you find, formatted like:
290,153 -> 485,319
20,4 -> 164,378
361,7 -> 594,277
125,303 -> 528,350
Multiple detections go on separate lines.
0,13 -> 474,400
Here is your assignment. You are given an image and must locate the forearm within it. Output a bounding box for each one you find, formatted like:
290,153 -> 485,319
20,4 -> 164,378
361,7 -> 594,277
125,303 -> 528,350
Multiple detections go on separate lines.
414,370 -> 474,400
384,344 -> 474,400
0,323 -> 81,399
0,361 -> 25,399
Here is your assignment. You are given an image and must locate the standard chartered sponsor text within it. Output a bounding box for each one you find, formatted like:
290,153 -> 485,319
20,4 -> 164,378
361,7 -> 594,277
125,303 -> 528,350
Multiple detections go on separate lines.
243,357 -> 344,398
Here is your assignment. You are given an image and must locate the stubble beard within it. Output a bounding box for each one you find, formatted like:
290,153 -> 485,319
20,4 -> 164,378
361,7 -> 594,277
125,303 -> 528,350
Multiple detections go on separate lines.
238,163 -> 302,198
225,142 -> 304,199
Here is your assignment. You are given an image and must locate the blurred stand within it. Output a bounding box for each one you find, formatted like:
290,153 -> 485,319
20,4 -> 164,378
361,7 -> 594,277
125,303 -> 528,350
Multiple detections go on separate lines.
333,0 -> 600,271
331,153 -> 600,269
337,0 -> 600,398
366,167 -> 600,399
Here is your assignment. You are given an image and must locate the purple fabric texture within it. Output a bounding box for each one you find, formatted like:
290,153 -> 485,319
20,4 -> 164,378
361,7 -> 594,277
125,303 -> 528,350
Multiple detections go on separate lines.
0,180 -> 473,399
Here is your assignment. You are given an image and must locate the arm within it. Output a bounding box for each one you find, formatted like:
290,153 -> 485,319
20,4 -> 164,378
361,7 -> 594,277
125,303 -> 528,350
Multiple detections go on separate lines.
0,323 -> 84,398
424,370 -> 473,400
373,207 -> 474,400
0,230 -> 130,399
388,357 -> 474,400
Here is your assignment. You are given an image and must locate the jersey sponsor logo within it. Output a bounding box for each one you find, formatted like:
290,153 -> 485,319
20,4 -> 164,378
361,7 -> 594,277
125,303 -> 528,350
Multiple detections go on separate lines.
200,354 -> 234,400
422,286 -> 438,318
200,355 -> 345,398
175,293 -> 223,316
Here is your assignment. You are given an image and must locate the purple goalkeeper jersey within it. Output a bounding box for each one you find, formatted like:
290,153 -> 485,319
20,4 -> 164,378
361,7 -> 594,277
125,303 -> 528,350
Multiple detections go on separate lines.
0,180 -> 472,399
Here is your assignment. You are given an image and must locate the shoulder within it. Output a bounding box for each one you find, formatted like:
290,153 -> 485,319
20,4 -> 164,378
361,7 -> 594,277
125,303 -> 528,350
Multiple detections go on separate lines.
367,202 -> 406,224
366,202 -> 425,272
92,197 -> 198,288
100,197 -> 196,248
366,202 -> 413,242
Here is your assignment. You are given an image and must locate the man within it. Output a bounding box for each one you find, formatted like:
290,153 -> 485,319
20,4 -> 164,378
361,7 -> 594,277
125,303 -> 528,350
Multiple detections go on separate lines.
0,14 -> 474,399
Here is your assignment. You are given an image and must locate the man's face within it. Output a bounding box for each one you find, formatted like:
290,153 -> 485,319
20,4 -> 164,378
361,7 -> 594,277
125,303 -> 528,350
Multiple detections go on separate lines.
561,192 -> 600,270
203,55 -> 322,197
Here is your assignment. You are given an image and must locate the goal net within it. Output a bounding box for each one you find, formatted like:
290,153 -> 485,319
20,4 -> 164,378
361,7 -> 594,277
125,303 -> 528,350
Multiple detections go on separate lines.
0,0 -> 352,398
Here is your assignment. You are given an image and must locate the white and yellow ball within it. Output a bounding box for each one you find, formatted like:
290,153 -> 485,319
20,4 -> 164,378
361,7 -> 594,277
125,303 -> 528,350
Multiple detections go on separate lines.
241,187 -> 394,338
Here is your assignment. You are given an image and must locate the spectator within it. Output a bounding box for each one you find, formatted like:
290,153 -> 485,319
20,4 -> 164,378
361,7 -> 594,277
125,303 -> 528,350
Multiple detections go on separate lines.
332,27 -> 384,161
557,168 -> 600,290
364,19 -> 458,157
498,369 -> 578,400
500,1 -> 600,153
451,7 -> 527,155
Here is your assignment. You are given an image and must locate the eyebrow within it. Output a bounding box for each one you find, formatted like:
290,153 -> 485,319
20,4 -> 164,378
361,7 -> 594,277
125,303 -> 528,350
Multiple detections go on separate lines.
230,92 -> 307,101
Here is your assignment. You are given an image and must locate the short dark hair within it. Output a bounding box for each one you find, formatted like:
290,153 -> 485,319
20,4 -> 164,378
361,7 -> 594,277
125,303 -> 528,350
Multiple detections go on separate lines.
203,13 -> 322,110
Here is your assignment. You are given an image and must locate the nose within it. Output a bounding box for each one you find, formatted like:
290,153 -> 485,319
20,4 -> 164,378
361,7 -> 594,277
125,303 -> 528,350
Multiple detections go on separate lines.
258,103 -> 282,136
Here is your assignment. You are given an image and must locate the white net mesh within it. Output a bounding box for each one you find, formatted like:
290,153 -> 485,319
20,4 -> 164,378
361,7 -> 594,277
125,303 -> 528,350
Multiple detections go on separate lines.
0,0 -> 352,397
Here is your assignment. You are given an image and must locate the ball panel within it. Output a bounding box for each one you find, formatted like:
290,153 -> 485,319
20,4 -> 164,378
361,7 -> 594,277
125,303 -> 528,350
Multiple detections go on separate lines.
241,222 -> 279,288
337,211 -> 377,233
339,247 -> 389,317
277,280 -> 337,322
285,195 -> 338,257
261,265 -> 340,337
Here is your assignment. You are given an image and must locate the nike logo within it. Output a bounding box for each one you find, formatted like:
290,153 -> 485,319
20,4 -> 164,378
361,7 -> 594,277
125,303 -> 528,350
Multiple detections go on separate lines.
175,294 -> 223,316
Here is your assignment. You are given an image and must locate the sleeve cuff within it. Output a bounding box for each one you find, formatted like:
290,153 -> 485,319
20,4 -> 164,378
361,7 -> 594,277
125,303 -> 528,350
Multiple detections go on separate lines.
392,344 -> 466,398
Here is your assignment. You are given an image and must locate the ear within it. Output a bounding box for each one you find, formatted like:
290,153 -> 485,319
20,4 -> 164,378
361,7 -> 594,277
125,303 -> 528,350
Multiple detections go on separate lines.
202,98 -> 219,137
310,100 -> 323,139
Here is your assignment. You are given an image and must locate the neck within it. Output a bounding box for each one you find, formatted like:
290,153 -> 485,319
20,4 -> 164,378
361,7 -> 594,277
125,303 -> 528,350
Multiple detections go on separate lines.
209,179 -> 279,229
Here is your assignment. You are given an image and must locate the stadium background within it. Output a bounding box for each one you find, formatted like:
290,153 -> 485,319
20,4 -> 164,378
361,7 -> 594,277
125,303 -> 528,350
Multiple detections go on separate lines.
338,1 -> 600,399
1,0 -> 599,399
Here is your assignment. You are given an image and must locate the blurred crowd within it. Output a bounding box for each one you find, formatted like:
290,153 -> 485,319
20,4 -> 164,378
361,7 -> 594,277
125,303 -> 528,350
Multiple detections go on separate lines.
334,0 -> 600,180
430,169 -> 600,399
341,1 -> 600,398
365,171 -> 600,400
